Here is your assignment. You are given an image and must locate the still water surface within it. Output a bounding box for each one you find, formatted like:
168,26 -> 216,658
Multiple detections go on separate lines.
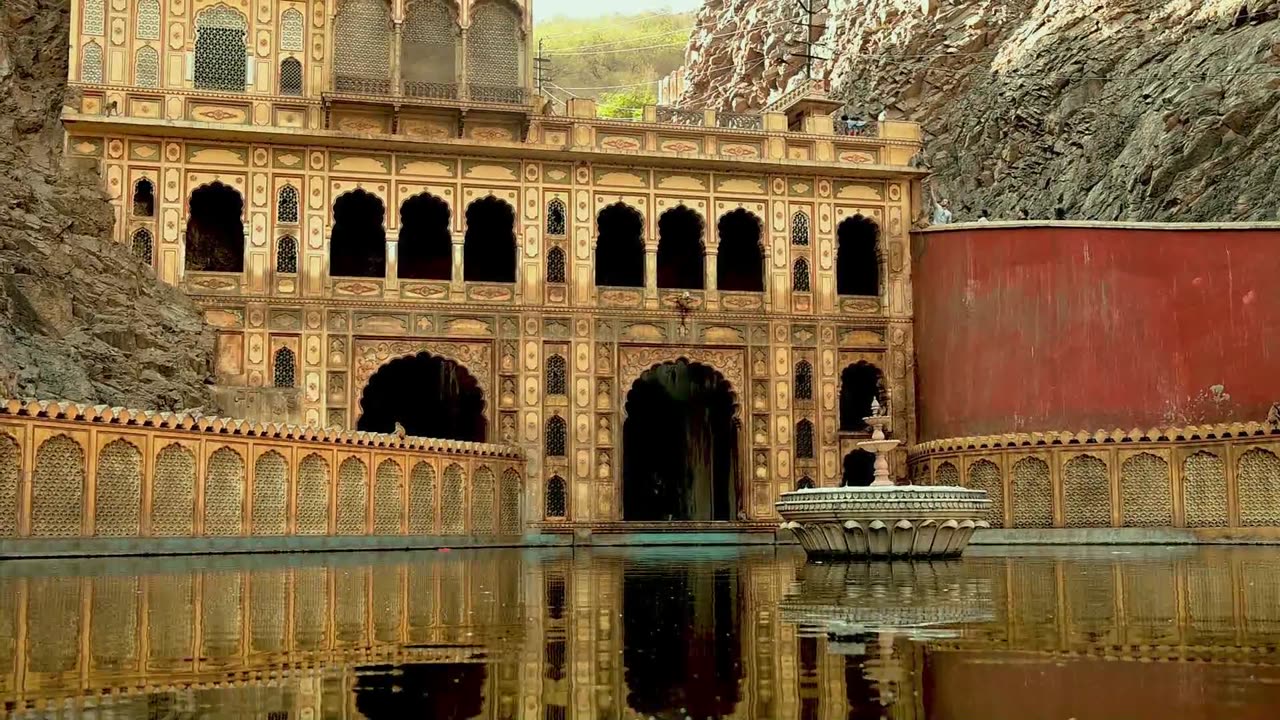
2,545 -> 1280,718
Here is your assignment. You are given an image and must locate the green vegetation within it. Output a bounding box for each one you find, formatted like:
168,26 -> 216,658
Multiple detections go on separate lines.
534,10 -> 694,113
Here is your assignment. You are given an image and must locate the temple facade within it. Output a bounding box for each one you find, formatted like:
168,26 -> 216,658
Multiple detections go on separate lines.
60,0 -> 924,528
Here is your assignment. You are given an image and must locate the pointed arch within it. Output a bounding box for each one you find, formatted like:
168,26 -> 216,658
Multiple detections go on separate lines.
374,459 -> 404,534
546,246 -> 566,284
252,450 -> 288,535
546,198 -> 567,236
95,439 -> 142,536
193,5 -> 248,92
545,354 -> 567,396
82,41 -> 103,84
595,202 -> 645,288
203,446 -> 245,536
132,228 -> 154,266
1120,452 -> 1172,527
137,0 -> 161,40
966,459 -> 1004,528
472,466 -> 495,534
791,210 -> 810,246
545,475 -> 567,519
280,8 -> 305,51
296,453 -> 331,534
717,209 -> 764,292
276,235 -> 298,274
1184,451 -> 1227,527
31,435 -> 84,537
794,360 -> 813,401
402,0 -> 457,95
408,461 -> 436,533
657,206 -> 704,289
185,182 -> 245,272
836,215 -> 880,296
279,57 -> 303,95
0,433 -> 18,536
466,0 -> 523,102
441,463 -> 465,534
336,457 -> 369,534
134,45 -> 159,87
333,0 -> 392,93
151,443 -> 195,536
272,347 -> 296,388
329,189 -> 386,278
795,419 -> 814,459
133,178 -> 155,217
499,469 -> 521,534
398,192 -> 452,280
546,415 -> 567,457
792,258 -> 810,292
277,185 -> 299,224
83,0 -> 105,34
1238,448 -> 1280,527
839,361 -> 885,432
1064,455 -> 1110,527
463,196 -> 516,282
1012,456 -> 1053,528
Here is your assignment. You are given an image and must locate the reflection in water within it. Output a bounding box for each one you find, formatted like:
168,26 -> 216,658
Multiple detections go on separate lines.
3,546 -> 1280,718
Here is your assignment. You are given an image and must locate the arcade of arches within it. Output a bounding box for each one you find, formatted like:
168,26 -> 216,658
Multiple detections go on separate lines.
356,352 -> 486,442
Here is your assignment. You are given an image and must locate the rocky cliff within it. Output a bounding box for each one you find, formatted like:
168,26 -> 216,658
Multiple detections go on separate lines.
0,0 -> 214,410
680,0 -> 1280,222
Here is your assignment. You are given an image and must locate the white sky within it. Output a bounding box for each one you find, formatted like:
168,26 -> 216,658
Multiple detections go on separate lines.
534,0 -> 702,22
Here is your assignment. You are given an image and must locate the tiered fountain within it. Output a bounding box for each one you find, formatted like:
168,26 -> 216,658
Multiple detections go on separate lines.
776,398 -> 990,558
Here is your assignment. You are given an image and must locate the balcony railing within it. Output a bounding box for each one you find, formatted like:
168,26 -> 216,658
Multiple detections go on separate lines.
402,81 -> 458,100
833,117 -> 880,138
656,106 -> 705,126
469,84 -> 526,105
331,77 -> 523,105
716,112 -> 763,131
333,75 -> 392,95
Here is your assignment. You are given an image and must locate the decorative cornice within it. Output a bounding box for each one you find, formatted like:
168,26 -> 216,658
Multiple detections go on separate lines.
0,397 -> 523,458
911,421 -> 1280,456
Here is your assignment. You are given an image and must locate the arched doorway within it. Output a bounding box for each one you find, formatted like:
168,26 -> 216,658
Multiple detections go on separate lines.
622,360 -> 740,521
595,202 -> 644,287
840,361 -> 886,432
842,450 -> 875,487
398,192 -> 452,280
657,206 -> 705,289
185,182 -> 244,272
716,209 -> 764,292
837,215 -> 880,296
463,196 -> 516,283
330,189 -> 386,278
356,352 -> 486,441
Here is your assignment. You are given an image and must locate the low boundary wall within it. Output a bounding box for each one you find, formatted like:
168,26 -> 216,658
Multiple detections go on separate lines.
0,399 -> 528,557
909,421 -> 1280,539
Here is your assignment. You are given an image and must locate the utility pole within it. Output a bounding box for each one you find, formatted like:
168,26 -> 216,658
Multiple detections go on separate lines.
534,38 -> 552,95
790,0 -> 830,81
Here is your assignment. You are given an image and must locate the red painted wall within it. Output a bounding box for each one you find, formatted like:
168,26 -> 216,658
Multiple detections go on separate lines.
912,224 -> 1280,441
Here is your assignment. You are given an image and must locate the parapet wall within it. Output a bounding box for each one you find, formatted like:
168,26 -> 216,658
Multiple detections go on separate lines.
912,222 -> 1280,441
0,399 -> 528,556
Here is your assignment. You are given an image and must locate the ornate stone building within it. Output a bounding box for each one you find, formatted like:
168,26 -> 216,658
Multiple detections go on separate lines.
61,0 -> 923,527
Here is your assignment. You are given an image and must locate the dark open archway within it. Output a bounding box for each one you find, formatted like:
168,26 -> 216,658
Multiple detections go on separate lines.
657,206 -> 705,289
133,178 -> 154,217
353,662 -> 486,720
185,182 -> 244,272
398,193 -> 452,280
839,361 -> 886,432
842,449 -> 876,487
837,215 -> 880,296
595,202 -> 645,287
623,360 -> 739,521
463,196 -> 516,283
330,189 -> 386,278
357,352 -> 486,441
716,209 -> 765,292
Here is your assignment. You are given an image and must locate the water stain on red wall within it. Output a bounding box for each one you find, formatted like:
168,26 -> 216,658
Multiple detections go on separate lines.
912,225 -> 1280,441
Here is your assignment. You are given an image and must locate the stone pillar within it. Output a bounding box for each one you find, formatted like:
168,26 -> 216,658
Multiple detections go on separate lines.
451,232 -> 465,295
705,248 -> 719,311
385,239 -> 399,294
643,244 -> 658,308
457,26 -> 469,100
390,21 -> 402,94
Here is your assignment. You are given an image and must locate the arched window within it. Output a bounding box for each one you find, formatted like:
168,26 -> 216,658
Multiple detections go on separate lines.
546,355 -> 566,396
83,0 -> 105,34
546,246 -> 566,284
135,46 -> 159,87
546,198 -> 566,236
795,419 -> 814,459
792,258 -> 810,292
545,475 -> 567,518
329,189 -> 386,278
837,215 -> 880,296
795,360 -> 813,401
131,228 -> 154,265
398,193 -> 452,280
279,57 -> 303,95
791,211 -> 810,246
280,8 -> 305,52
193,5 -> 248,92
716,209 -> 764,292
463,196 -> 516,283
333,0 -> 392,93
796,476 -> 815,490
136,0 -> 161,40
656,206 -> 704,289
277,185 -> 299,224
595,203 -> 644,288
401,0 -> 457,97
185,182 -> 245,272
466,1 -> 521,102
839,361 -> 886,432
273,347 -> 296,388
132,179 -> 155,217
276,236 -> 298,274
81,42 -> 103,84
546,416 -> 566,457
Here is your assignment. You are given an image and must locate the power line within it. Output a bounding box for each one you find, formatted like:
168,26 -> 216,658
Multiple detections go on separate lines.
558,57 -> 767,92
535,9 -> 692,41
545,17 -> 797,57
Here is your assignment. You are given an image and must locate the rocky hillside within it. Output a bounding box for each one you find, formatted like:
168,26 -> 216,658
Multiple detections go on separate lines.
680,0 -> 1280,222
0,0 -> 214,410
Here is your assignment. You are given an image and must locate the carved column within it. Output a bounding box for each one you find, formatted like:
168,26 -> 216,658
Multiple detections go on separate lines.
705,247 -> 719,311
451,231 -> 465,296
457,25 -> 469,101
643,244 -> 658,307
390,21 -> 403,94
385,239 -> 399,294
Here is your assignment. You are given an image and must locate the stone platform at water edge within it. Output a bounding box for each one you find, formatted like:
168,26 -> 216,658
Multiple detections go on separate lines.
776,486 -> 992,558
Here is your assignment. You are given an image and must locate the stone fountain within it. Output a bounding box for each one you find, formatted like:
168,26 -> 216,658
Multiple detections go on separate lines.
776,398 -> 990,558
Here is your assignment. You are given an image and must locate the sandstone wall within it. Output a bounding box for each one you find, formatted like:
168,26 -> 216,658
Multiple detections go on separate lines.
0,0 -> 213,410
680,0 -> 1280,222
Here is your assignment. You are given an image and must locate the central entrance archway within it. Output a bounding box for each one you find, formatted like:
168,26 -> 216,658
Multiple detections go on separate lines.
622,360 -> 741,521
356,352 -> 486,441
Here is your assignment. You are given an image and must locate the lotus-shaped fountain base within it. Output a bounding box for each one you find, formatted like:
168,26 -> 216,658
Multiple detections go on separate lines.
776,486 -> 991,559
